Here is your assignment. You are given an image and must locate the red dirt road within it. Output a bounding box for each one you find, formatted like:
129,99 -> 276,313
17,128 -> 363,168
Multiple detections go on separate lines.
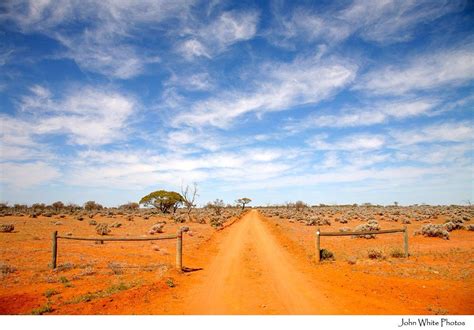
182,209 -> 333,314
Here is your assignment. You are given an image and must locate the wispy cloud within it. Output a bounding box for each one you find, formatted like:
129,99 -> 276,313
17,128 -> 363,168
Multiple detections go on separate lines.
285,98 -> 438,132
172,55 -> 357,128
339,0 -> 464,43
176,9 -> 259,60
2,0 -> 194,78
307,134 -> 386,151
267,0 -> 464,48
390,121 -> 473,145
356,44 -> 474,95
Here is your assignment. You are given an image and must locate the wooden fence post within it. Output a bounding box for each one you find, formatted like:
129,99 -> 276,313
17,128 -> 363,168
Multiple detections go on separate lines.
404,226 -> 409,258
51,231 -> 58,269
315,228 -> 321,263
176,230 -> 183,271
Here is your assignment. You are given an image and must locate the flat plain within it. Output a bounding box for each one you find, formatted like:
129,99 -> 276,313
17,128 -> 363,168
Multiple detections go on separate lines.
0,205 -> 473,314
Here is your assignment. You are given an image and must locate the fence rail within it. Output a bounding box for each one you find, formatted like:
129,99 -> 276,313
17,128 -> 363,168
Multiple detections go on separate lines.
50,230 -> 183,270
315,226 -> 408,262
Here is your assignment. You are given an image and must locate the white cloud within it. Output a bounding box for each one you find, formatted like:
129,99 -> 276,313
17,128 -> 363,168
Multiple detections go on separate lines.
317,151 -> 340,169
0,161 -> 60,188
268,0 -> 462,48
173,56 -> 357,128
3,0 -> 193,78
207,10 -> 259,47
166,72 -> 214,91
60,145 -> 299,190
57,36 -> 156,79
395,143 -> 472,165
230,164 -> 447,192
307,134 -> 386,151
178,39 -> 211,60
357,45 -> 474,95
0,48 -> 15,66
285,98 -> 437,132
3,86 -> 137,146
176,10 -> 259,59
391,121 -> 473,145
266,5 -> 350,48
339,0 -> 463,43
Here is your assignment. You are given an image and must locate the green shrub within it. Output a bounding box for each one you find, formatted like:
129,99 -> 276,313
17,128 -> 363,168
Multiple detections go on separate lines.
0,224 -> 14,233
0,263 -> 16,275
59,276 -> 69,284
44,289 -> 59,298
166,278 -> 175,288
320,248 -> 334,261
367,248 -> 384,260
108,262 -> 123,275
31,303 -> 53,315
96,223 -> 110,235
390,248 -> 405,258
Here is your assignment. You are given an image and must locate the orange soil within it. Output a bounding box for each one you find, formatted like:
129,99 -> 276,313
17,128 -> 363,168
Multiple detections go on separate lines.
0,210 -> 473,314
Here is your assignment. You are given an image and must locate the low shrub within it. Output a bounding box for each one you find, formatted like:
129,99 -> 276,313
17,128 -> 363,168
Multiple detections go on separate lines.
31,303 -> 53,315
108,262 -> 123,275
54,263 -> 74,272
353,220 -> 380,239
0,224 -> 14,233
58,276 -> 68,283
306,217 -> 331,226
79,266 -> 95,276
95,223 -> 110,236
166,278 -> 175,288
415,224 -> 449,240
172,214 -> 186,223
443,219 -> 464,232
320,248 -> 334,261
44,289 -> 59,298
149,223 -> 164,234
367,249 -> 384,260
390,248 -> 405,258
210,216 -> 223,228
0,263 -> 17,275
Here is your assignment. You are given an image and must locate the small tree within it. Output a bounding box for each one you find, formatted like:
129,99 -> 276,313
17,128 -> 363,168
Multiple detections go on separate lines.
236,197 -> 252,210
139,190 -> 183,214
84,201 -> 103,211
118,202 -> 139,211
207,199 -> 225,215
13,204 -> 27,212
51,201 -> 64,212
294,200 -> 307,211
31,203 -> 46,211
181,183 -> 198,220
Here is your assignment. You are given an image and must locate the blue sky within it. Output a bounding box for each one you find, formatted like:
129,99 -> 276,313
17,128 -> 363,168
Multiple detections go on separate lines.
0,0 -> 473,207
